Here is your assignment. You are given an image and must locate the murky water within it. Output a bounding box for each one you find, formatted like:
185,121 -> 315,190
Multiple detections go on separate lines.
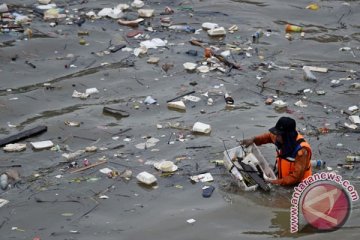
1,0 -> 359,239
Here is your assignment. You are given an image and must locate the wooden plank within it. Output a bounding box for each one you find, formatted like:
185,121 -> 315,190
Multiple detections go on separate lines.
0,126 -> 47,147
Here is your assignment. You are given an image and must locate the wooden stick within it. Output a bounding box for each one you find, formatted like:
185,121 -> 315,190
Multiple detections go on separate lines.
0,125 -> 47,147
70,160 -> 107,174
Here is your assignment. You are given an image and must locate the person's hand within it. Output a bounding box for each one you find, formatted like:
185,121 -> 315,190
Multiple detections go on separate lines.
239,138 -> 254,148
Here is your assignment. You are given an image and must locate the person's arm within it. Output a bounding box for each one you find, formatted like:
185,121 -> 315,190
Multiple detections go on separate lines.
253,132 -> 275,145
270,148 -> 309,186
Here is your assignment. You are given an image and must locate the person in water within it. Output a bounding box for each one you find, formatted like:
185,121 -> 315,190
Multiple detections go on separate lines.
240,117 -> 312,186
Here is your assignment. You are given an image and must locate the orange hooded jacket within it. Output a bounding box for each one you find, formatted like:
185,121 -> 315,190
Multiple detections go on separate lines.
253,132 -> 312,186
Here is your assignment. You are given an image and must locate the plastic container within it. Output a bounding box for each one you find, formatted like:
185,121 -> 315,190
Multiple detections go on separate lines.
311,159 -> 326,168
303,66 -> 317,81
223,144 -> 276,191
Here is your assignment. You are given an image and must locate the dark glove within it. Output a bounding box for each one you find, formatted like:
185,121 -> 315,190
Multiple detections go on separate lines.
239,138 -> 254,148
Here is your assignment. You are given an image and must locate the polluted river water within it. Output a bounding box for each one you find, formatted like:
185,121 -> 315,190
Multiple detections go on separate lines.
0,0 -> 359,239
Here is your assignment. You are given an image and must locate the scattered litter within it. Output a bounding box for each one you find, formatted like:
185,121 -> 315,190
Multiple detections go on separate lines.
99,168 -> 113,174
207,27 -> 226,36
30,140 -> 54,150
202,22 -> 219,30
140,38 -> 167,49
136,171 -> 157,185
138,9 -> 155,18
344,122 -> 357,130
99,195 -> 109,199
62,150 -> 85,161
167,100 -> 186,111
147,57 -> 160,64
0,199 -> 9,208
183,95 -> 201,102
192,122 -> 211,134
190,173 -> 214,183
349,116 -> 360,124
64,121 -> 80,127
273,100 -> 287,110
3,143 -> 26,152
187,218 -> 196,224
0,174 -> 8,190
144,96 -> 157,105
348,106 -> 359,113
303,66 -> 317,81
154,161 -> 178,172
294,100 -> 308,108
183,62 -> 197,71
135,137 -> 160,149
202,185 -> 215,198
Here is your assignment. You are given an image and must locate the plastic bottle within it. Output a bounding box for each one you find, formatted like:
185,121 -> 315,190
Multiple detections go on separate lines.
311,160 -> 326,168
252,29 -> 264,43
169,25 -> 195,33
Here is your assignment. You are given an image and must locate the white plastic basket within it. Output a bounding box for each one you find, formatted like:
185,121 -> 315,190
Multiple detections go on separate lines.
223,144 -> 276,191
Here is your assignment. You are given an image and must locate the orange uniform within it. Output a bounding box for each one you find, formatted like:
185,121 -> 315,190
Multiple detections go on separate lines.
253,132 -> 312,186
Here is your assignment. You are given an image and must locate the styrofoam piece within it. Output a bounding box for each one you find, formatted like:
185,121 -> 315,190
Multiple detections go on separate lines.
192,122 -> 211,134
167,101 -> 186,110
140,38 -> 166,49
85,88 -> 99,95
348,106 -> 359,112
273,100 -> 287,109
131,0 -> 144,8
116,4 -> 129,10
154,161 -> 178,172
138,9 -> 154,18
0,198 -> 9,208
30,140 -> 54,149
345,122 -> 358,130
207,27 -> 226,36
223,144 -> 276,191
36,3 -> 56,10
183,62 -> 197,71
202,22 -> 219,30
136,171 -> 157,185
3,143 -> 27,152
98,8 -> 124,19
38,0 -> 51,4
349,115 -> 360,124
62,150 -> 85,161
294,100 -> 308,108
190,173 -> 214,182
99,168 -> 113,174
305,66 -> 328,73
